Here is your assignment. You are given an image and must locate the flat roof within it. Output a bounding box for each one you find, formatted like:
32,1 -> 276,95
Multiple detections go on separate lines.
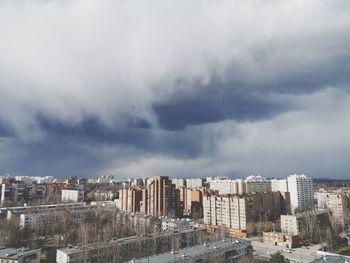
0,247 -> 38,260
57,227 -> 207,255
312,255 -> 350,263
127,238 -> 250,263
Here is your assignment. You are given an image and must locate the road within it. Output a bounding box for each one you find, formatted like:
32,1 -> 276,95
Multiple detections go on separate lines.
251,239 -> 322,263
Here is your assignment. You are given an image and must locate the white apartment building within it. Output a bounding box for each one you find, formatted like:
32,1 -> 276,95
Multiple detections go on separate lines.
287,174 -> 314,214
171,178 -> 186,188
280,215 -> 299,235
208,176 -> 271,195
271,179 -> 288,192
186,178 -> 203,188
61,189 -> 84,203
207,177 -> 239,195
315,189 -> 328,209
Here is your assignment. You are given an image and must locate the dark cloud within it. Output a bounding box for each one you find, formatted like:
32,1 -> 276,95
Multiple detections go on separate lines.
154,82 -> 288,130
1,0 -> 350,179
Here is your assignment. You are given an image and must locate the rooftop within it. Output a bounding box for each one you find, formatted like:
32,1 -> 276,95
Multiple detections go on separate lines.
311,255 -> 350,263
0,247 -> 39,260
127,238 -> 250,263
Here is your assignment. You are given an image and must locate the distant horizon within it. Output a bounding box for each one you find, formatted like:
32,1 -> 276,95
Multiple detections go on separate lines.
1,173 -> 350,182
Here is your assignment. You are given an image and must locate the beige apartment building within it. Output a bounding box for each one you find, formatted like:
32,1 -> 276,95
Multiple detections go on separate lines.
326,192 -> 350,226
280,215 -> 299,235
203,192 -> 290,230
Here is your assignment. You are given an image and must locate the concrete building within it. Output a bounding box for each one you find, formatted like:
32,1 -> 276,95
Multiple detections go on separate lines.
160,217 -> 193,232
1,183 -> 26,205
177,187 -> 203,217
207,177 -> 239,195
56,227 -> 206,263
287,174 -> 314,214
130,238 -> 252,263
18,203 -> 116,231
171,178 -> 186,188
271,179 -> 289,192
0,247 -> 40,263
61,189 -> 84,203
203,192 -> 290,231
245,175 -> 272,193
263,232 -> 298,248
118,187 -> 143,213
208,176 -> 271,195
118,176 -> 180,217
315,189 -> 328,209
186,178 -> 204,188
326,192 -> 350,226
145,176 -> 179,216
281,215 -> 299,235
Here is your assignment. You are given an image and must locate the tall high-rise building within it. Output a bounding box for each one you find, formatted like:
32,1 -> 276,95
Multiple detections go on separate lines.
118,187 -> 143,213
287,174 -> 314,214
146,176 -> 178,216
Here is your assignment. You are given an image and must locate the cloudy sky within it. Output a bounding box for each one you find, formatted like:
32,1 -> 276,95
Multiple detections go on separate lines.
1,0 -> 350,179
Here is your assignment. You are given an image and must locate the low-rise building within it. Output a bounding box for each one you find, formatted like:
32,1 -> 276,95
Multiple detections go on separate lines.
263,232 -> 298,248
160,217 -> 193,232
0,246 -> 40,263
129,238 -> 252,263
56,227 -> 207,263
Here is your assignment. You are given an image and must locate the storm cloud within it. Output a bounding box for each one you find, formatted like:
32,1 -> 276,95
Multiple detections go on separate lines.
1,0 -> 350,178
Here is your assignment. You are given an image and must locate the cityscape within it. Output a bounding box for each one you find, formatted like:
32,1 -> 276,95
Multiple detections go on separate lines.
0,174 -> 350,262
1,0 -> 350,263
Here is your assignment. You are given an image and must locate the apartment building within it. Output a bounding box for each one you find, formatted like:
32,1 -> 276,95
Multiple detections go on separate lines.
160,217 -> 193,232
245,175 -> 272,193
118,176 -> 180,217
186,178 -> 204,188
207,177 -> 239,195
208,176 -> 271,195
326,192 -> 350,226
287,174 -> 314,214
133,238 -> 252,263
203,192 -> 290,230
0,247 -> 40,263
315,189 -> 328,209
19,203 -> 117,231
56,227 -> 206,263
281,215 -> 299,235
1,183 -> 26,205
271,179 -> 288,192
61,189 -> 84,203
118,187 -> 143,213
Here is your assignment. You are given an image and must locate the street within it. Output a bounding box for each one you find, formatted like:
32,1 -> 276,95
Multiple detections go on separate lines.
251,240 -> 322,263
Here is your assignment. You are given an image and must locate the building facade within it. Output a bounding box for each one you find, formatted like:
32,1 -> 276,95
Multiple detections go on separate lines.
287,174 -> 314,214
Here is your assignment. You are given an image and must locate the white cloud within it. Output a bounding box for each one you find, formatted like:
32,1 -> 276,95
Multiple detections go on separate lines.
1,0 -> 350,138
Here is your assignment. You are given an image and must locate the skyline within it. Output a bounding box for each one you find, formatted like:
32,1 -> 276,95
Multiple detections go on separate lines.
1,0 -> 350,179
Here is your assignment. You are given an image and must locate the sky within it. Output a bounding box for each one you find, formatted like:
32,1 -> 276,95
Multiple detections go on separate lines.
1,0 -> 350,179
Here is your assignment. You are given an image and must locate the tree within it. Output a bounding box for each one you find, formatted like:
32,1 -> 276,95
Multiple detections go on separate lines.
269,251 -> 287,263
